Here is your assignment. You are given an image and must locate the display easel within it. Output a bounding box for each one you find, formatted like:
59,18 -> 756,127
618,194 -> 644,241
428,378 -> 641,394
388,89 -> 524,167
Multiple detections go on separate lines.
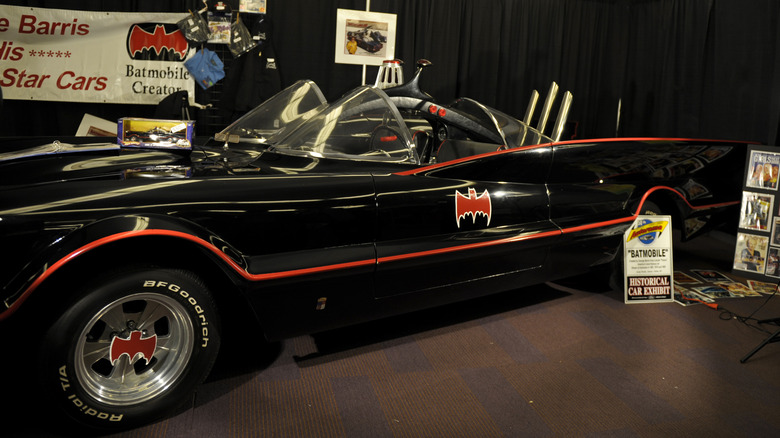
740,317 -> 780,363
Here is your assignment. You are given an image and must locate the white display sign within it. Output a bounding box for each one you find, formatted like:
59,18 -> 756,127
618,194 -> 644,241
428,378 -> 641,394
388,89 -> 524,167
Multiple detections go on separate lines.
623,215 -> 675,303
0,5 -> 195,104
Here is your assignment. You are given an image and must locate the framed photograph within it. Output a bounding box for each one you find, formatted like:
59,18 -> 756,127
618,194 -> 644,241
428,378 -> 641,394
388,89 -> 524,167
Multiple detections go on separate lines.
733,233 -> 769,274
766,247 -> 780,278
335,9 -> 397,66
746,150 -> 780,190
771,218 -> 780,246
738,191 -> 773,231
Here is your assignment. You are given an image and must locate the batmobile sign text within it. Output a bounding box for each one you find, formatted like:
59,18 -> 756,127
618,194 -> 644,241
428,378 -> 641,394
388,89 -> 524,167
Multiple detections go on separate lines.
455,188 -> 492,228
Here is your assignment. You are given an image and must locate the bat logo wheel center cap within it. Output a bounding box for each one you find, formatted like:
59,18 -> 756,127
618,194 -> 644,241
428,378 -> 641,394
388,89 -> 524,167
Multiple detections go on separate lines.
109,326 -> 158,366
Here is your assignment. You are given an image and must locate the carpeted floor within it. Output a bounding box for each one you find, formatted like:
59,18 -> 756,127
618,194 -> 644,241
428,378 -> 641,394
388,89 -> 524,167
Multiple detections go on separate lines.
7,231 -> 780,437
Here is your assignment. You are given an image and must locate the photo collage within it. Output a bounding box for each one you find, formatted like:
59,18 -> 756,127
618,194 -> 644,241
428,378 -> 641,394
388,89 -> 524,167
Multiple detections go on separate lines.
734,148 -> 780,279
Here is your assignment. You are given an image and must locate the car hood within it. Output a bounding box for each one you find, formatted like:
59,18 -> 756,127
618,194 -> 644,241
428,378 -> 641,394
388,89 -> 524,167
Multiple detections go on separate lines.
0,135 -> 419,189
0,138 -> 197,187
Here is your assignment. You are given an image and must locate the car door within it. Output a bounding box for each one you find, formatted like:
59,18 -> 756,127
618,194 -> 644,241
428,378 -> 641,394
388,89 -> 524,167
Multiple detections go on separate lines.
373,145 -> 560,298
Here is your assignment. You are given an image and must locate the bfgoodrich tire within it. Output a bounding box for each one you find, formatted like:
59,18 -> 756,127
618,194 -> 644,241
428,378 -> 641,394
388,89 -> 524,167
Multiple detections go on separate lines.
40,268 -> 220,431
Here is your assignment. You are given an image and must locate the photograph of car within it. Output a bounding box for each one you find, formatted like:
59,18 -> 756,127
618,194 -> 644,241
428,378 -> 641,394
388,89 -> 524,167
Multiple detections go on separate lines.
347,25 -> 386,53
0,61 -> 750,432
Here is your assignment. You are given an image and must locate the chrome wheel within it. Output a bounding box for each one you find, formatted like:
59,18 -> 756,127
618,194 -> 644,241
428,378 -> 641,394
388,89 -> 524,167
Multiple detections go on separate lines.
73,293 -> 194,406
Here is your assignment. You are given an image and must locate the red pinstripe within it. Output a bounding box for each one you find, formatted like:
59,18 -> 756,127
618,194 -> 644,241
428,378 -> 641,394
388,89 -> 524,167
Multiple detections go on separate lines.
0,185 -> 737,320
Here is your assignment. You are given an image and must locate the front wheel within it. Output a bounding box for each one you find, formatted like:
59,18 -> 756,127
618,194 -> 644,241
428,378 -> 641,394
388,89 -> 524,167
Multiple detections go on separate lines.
40,268 -> 220,431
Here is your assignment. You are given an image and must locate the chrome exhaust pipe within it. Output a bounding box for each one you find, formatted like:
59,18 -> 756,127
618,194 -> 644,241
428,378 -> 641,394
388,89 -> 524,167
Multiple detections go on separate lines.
523,90 -> 539,125
536,82 -> 558,134
551,91 -> 573,142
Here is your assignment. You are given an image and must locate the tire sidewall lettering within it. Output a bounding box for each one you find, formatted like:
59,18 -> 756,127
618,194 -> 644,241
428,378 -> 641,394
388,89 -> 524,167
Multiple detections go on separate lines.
43,269 -> 220,430
58,365 -> 124,422
143,279 -> 211,348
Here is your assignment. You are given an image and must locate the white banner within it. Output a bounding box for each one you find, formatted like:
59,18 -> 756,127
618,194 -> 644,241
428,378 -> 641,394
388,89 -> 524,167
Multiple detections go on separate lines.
0,6 -> 196,104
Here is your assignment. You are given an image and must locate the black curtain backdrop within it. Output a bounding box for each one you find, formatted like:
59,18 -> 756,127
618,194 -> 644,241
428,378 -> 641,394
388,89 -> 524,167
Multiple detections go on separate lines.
2,0 -> 779,144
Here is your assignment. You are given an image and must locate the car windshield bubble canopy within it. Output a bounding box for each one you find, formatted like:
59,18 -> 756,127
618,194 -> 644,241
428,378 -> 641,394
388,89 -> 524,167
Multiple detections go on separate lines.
218,81 -> 417,163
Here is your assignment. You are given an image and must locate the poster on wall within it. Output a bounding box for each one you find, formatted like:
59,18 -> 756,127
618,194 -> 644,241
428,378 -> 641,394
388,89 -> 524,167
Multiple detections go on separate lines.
0,5 -> 195,104
623,215 -> 675,303
334,9 -> 396,66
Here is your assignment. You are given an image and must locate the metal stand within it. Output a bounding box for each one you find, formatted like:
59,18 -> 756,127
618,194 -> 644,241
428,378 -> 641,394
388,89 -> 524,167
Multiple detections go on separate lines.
740,317 -> 780,363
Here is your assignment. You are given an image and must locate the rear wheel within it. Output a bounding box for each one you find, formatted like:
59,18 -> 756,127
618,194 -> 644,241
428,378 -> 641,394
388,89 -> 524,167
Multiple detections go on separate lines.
40,268 -> 220,431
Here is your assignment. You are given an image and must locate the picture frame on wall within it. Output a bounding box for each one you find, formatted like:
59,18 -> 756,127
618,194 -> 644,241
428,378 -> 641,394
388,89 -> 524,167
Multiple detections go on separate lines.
334,9 -> 397,66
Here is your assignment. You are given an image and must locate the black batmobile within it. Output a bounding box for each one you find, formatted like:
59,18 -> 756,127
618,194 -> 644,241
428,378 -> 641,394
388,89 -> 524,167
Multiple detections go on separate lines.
0,62 -> 748,431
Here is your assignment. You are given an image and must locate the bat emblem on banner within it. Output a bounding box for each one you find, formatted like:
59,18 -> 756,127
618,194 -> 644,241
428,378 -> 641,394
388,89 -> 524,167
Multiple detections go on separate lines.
109,330 -> 158,365
455,188 -> 492,228
127,24 -> 188,61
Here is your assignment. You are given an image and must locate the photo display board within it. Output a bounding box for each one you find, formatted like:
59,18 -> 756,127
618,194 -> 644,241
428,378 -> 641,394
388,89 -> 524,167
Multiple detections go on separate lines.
734,145 -> 780,281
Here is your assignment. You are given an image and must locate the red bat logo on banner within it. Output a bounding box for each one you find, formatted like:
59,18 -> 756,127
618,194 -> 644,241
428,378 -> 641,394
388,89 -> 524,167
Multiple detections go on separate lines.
455,188 -> 492,228
110,330 -> 158,365
127,24 -> 188,60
